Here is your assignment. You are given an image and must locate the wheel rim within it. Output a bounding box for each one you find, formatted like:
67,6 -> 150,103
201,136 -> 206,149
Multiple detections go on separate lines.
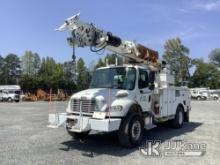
131,120 -> 141,141
178,111 -> 183,125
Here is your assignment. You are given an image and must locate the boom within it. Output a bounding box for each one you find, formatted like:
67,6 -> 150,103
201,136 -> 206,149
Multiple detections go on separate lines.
56,13 -> 160,70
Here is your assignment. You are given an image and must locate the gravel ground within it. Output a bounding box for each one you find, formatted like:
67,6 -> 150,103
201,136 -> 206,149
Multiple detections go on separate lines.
0,101 -> 220,165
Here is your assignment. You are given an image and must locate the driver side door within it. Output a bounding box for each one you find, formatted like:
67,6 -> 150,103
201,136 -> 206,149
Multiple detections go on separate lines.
138,69 -> 151,112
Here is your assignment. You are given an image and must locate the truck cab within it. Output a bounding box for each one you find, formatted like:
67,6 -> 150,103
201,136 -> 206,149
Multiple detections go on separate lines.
65,65 -> 191,147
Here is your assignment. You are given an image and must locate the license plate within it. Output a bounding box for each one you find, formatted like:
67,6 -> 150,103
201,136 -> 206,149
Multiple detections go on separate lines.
92,112 -> 106,119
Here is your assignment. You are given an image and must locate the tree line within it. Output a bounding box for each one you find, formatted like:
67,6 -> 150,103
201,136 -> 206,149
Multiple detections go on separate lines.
1,37 -> 220,92
0,51 -> 90,92
163,37 -> 220,89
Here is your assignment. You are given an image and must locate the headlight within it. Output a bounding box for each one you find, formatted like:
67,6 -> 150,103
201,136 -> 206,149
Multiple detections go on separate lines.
109,105 -> 123,112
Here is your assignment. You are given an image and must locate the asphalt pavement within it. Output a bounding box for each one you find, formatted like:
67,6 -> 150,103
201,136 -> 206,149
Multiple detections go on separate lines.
0,101 -> 219,165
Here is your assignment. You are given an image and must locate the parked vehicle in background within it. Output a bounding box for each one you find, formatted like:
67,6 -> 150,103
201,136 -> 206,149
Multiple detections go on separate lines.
190,88 -> 219,101
210,93 -> 219,100
190,88 -> 209,100
0,85 -> 21,102
200,91 -> 209,100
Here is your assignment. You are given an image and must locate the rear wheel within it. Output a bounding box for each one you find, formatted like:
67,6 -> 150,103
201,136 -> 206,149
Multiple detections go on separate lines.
118,112 -> 144,148
203,97 -> 207,100
171,106 -> 184,128
214,96 -> 218,101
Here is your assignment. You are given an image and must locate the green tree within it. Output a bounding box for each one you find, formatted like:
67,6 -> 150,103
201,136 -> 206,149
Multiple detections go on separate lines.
189,59 -> 220,89
63,61 -> 76,82
209,48 -> 220,67
77,58 -> 90,90
2,54 -> 21,84
0,55 -> 4,84
21,51 -> 41,76
62,61 -> 77,90
95,58 -> 105,69
19,75 -> 38,92
163,37 -> 192,85
38,57 -> 63,90
95,54 -> 123,69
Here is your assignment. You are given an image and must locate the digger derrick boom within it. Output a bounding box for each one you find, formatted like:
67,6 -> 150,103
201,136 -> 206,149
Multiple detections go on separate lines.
56,13 -> 160,70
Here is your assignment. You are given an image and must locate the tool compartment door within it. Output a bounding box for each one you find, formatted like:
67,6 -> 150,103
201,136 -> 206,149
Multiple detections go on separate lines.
167,88 -> 175,116
160,89 -> 168,117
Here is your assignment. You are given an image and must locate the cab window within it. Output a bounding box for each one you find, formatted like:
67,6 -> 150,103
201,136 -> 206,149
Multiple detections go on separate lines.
175,90 -> 180,97
138,69 -> 148,89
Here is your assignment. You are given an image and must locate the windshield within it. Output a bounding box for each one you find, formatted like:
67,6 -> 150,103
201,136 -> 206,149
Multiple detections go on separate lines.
15,90 -> 21,94
90,67 -> 136,90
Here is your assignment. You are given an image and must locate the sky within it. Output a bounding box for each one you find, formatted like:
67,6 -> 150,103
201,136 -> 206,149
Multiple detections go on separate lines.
0,0 -> 220,66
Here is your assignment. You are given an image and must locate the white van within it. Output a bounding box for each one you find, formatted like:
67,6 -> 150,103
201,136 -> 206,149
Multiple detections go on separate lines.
0,85 -> 21,102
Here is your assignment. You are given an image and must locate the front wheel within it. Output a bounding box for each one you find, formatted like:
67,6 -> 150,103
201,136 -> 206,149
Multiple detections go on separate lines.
118,113 -> 144,148
7,97 -> 13,102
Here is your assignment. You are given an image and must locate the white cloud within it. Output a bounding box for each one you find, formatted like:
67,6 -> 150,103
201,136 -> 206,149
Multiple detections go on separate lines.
194,0 -> 220,11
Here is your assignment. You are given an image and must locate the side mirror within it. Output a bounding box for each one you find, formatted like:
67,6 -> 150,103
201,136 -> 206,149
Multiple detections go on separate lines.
149,71 -> 155,90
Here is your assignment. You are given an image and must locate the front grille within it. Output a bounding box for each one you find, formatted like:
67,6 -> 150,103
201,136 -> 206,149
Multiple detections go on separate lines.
71,98 -> 96,113
15,95 -> 19,99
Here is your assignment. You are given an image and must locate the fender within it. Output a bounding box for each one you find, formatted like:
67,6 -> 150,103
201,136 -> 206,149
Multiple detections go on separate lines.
177,103 -> 185,112
108,99 -> 142,117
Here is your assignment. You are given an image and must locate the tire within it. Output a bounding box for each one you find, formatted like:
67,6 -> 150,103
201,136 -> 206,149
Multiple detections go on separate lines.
203,97 -> 207,100
171,106 -> 184,128
196,96 -> 201,100
184,110 -> 189,122
118,112 -> 144,148
214,97 -> 218,101
7,98 -> 13,102
67,130 -> 89,139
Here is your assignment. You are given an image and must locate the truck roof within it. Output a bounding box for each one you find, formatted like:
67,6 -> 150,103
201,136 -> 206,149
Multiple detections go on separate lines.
0,85 -> 21,90
96,64 -> 150,70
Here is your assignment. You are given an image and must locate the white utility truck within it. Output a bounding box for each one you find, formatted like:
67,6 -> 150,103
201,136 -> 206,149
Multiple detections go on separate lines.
50,13 -> 191,147
190,88 -> 209,100
190,88 -> 219,100
0,85 -> 21,102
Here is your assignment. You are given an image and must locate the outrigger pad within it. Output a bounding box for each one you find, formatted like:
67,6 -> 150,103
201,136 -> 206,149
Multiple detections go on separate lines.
47,113 -> 67,128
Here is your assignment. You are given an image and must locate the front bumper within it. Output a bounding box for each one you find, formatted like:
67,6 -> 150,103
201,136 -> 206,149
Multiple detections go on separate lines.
66,115 -> 121,133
